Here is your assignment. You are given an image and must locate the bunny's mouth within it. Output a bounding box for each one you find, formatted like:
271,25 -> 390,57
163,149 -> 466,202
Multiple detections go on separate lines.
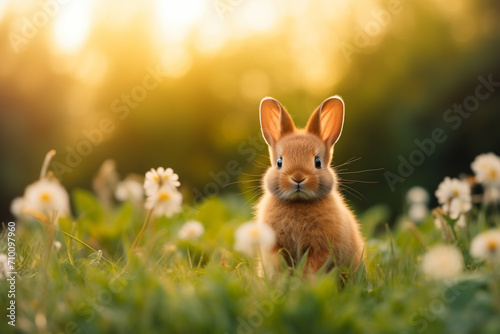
283,187 -> 315,201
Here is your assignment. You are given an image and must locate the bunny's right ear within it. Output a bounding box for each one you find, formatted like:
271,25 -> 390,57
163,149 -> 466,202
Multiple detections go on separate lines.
306,96 -> 345,148
259,97 -> 295,147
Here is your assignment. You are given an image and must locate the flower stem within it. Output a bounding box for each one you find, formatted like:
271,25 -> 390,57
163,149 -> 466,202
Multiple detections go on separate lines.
40,150 -> 56,180
187,247 -> 193,268
131,208 -> 154,252
61,231 -> 115,268
25,208 -> 116,268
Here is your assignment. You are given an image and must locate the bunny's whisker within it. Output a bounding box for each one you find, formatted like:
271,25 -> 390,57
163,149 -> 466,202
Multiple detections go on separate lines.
333,156 -> 362,169
240,172 -> 265,177
252,161 -> 268,168
336,167 -> 384,175
224,179 -> 261,187
339,179 -> 379,184
238,186 -> 263,196
339,184 -> 369,203
339,186 -> 364,202
245,191 -> 264,205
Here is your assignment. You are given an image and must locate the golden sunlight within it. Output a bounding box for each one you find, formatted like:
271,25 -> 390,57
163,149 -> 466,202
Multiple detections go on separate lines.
52,0 -> 94,54
155,0 -> 207,43
160,44 -> 193,78
0,0 -> 8,23
239,0 -> 278,32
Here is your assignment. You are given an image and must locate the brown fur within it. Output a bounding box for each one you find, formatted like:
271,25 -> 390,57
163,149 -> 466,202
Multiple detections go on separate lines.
256,97 -> 365,274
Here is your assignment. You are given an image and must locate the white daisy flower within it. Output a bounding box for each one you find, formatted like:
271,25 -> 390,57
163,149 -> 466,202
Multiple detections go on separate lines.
421,245 -> 463,280
470,229 -> 500,263
234,222 -> 276,256
0,254 -> 9,279
23,179 -> 70,217
435,177 -> 471,205
442,198 -> 471,228
145,185 -> 183,218
408,203 -> 429,223
471,153 -> 500,187
177,220 -> 205,240
144,167 -> 180,196
115,176 -> 144,203
10,197 -> 25,217
435,177 -> 472,228
407,186 -> 429,204
483,186 -> 500,204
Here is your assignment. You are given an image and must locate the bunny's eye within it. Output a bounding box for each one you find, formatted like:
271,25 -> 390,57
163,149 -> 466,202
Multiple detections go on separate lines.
277,157 -> 283,169
314,156 -> 321,169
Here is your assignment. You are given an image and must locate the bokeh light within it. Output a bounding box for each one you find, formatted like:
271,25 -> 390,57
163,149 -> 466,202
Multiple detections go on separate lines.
155,0 -> 207,43
52,0 -> 95,54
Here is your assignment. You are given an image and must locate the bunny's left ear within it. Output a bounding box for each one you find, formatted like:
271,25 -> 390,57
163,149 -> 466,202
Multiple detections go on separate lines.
306,96 -> 345,148
259,97 -> 295,147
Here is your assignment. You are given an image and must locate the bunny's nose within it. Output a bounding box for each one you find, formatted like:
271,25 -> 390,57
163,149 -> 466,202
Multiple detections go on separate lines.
291,173 -> 306,185
292,177 -> 305,184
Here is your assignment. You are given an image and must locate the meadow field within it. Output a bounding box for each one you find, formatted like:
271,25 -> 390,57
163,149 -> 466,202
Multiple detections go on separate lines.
2,153 -> 500,334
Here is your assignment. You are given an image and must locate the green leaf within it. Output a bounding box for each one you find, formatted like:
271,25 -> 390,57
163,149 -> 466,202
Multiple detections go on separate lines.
61,261 -> 86,285
354,260 -> 367,285
438,211 -> 460,229
437,210 -> 461,243
97,203 -> 134,239
72,188 -> 104,222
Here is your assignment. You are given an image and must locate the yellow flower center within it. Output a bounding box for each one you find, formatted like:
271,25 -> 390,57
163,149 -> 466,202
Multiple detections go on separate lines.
490,169 -> 498,181
250,228 -> 260,238
187,229 -> 196,237
452,189 -> 459,197
153,175 -> 159,182
40,192 -> 52,203
158,192 -> 171,201
487,239 -> 498,252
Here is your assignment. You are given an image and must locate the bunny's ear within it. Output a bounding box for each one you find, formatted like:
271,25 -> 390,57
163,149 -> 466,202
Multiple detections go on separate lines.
259,97 -> 295,146
306,96 -> 345,148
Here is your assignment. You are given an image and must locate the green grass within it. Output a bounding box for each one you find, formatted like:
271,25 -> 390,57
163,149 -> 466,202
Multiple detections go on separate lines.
1,190 -> 500,334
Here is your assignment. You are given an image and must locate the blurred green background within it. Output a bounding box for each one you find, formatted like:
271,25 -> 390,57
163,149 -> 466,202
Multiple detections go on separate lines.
1,0 -> 499,221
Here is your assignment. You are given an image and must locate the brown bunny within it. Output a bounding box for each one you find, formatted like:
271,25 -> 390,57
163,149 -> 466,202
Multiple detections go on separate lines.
256,96 -> 365,274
